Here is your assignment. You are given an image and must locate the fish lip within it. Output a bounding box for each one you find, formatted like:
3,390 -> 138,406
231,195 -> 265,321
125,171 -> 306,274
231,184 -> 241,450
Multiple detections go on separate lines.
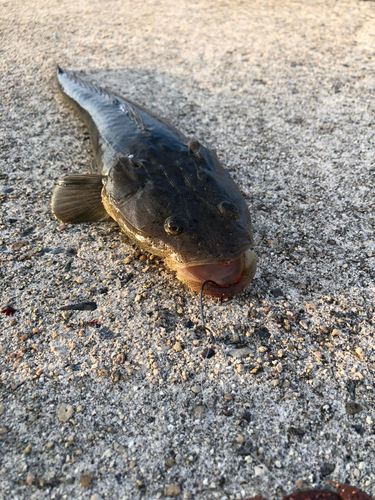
170,245 -> 254,269
174,249 -> 257,297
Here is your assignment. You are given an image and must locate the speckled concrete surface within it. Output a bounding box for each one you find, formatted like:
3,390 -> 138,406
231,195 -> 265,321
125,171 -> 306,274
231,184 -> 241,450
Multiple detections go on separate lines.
1,1 -> 375,499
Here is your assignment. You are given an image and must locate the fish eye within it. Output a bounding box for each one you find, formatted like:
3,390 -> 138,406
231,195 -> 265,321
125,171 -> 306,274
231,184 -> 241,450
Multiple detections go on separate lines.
218,201 -> 239,219
164,216 -> 186,236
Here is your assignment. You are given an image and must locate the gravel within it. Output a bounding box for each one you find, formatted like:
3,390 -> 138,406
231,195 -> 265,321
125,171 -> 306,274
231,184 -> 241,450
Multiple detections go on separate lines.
1,1 -> 375,499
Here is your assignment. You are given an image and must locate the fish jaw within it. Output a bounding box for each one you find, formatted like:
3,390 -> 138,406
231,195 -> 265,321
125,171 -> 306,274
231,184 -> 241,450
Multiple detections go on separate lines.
171,249 -> 257,297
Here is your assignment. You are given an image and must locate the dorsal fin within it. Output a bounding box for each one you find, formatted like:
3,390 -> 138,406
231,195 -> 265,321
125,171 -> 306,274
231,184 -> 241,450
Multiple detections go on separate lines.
57,66 -> 148,136
119,102 -> 149,136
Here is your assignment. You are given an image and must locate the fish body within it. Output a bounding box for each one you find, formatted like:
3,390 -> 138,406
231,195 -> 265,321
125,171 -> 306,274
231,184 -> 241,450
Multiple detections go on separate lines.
52,67 -> 257,296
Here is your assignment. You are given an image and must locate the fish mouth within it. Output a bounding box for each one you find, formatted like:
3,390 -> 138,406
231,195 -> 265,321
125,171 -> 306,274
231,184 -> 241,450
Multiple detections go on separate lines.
175,249 -> 257,297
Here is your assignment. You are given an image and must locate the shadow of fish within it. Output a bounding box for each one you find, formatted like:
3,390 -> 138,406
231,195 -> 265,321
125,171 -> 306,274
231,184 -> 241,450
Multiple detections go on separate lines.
51,67 -> 257,297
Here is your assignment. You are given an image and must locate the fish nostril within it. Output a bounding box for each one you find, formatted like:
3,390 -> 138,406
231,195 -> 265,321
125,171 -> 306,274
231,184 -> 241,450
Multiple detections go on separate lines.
164,216 -> 187,236
218,201 -> 239,219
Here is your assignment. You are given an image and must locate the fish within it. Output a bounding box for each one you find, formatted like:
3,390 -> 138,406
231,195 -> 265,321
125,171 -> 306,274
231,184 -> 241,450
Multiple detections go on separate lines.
51,66 -> 257,297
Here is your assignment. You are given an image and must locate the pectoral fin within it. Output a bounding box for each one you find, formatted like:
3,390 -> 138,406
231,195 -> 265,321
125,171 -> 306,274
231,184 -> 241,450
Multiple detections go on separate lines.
51,174 -> 109,223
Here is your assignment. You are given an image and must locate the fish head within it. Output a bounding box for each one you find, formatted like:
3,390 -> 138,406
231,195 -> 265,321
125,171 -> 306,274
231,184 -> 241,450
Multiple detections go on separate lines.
102,149 -> 256,296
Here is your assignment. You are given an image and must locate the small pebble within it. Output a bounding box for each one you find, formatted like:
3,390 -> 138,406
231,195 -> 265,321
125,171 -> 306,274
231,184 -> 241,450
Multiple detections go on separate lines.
164,484 -> 181,497
0,405 -> 4,416
191,385 -> 201,394
237,434 -> 244,444
295,478 -> 304,489
24,444 -> 32,454
111,370 -> 121,383
331,329 -> 340,336
270,379 -> 279,387
57,403 -> 74,423
165,457 -> 175,468
11,240 -> 28,251
113,443 -> 125,453
354,347 -> 364,359
254,465 -> 266,477
193,405 -> 205,417
80,473 -> 93,487
114,353 -> 125,365
223,394 -> 232,401
346,402 -> 362,415
129,460 -> 136,468
26,474 -> 35,485
229,347 -> 251,359
173,342 -> 182,352
90,494 -> 101,500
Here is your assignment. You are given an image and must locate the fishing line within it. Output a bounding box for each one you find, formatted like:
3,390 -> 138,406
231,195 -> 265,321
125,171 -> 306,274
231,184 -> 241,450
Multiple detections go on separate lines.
199,280 -> 219,407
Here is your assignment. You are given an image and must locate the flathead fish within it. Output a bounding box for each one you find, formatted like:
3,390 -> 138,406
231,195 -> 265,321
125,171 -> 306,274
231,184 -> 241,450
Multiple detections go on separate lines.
51,67 -> 257,296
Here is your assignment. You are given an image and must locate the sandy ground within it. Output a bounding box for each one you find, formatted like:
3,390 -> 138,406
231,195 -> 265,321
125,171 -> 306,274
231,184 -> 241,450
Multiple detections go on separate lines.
1,1 -> 375,499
